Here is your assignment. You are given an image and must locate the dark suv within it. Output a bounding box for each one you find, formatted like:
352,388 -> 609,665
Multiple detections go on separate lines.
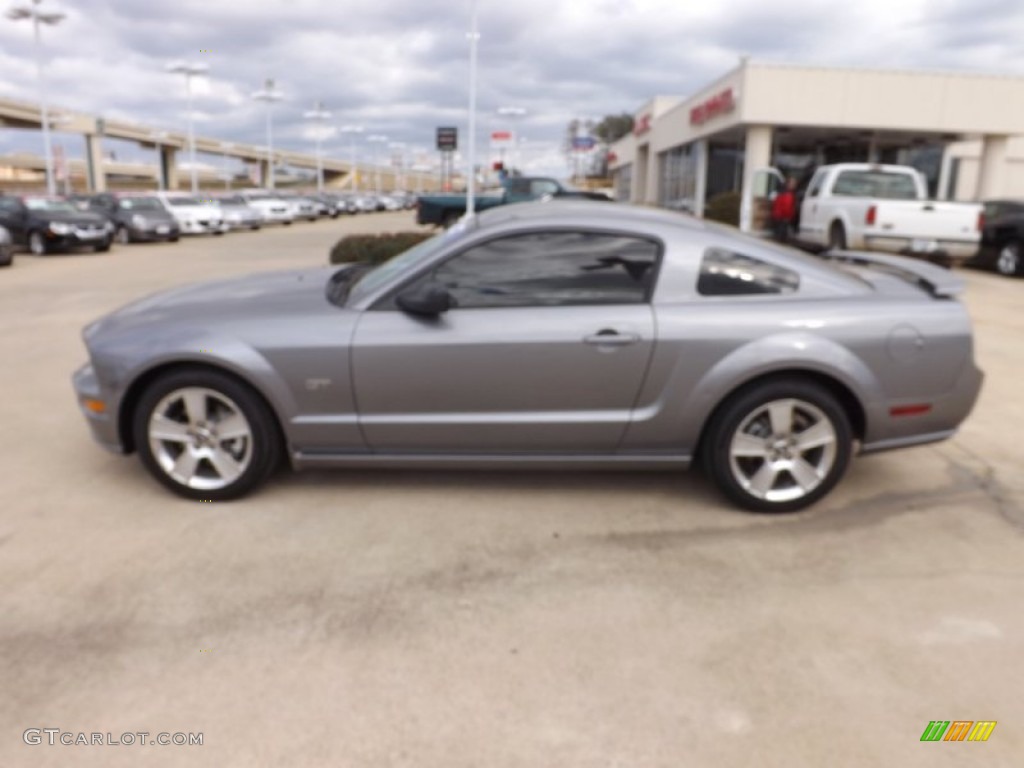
0,196 -> 113,255
79,193 -> 180,244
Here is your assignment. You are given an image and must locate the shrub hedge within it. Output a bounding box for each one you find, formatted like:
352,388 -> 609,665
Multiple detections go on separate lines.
703,191 -> 741,227
329,232 -> 433,266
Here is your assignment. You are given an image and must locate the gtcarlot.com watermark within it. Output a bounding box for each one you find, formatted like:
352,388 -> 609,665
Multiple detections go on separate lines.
24,729 -> 203,747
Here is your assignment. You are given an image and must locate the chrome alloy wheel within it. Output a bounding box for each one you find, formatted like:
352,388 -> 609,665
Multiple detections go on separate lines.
996,243 -> 1020,276
728,398 -> 838,504
147,387 -> 254,491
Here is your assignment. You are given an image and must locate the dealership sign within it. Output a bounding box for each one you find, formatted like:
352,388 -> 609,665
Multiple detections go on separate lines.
436,126 -> 458,151
572,136 -> 597,151
633,114 -> 652,137
490,130 -> 513,147
690,88 -> 736,126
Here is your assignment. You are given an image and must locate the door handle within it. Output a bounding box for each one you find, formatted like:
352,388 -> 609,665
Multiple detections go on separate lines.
584,329 -> 640,346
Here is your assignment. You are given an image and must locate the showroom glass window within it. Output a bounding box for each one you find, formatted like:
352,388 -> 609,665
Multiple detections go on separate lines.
697,248 -> 800,296
428,231 -> 660,308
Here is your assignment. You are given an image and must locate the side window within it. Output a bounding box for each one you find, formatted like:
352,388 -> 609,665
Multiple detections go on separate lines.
425,231 -> 660,309
697,248 -> 800,296
805,171 -> 825,199
0,198 -> 21,214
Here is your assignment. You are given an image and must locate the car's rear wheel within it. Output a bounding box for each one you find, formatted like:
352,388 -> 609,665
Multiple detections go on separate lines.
704,378 -> 853,513
828,222 -> 847,251
0,244 -> 12,267
996,241 -> 1021,276
133,369 -> 282,501
28,231 -> 49,255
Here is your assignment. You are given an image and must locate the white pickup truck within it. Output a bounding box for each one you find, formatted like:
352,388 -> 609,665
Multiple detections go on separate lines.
796,163 -> 983,262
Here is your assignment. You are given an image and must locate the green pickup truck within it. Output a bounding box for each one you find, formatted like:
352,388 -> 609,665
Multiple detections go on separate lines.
415,176 -> 612,227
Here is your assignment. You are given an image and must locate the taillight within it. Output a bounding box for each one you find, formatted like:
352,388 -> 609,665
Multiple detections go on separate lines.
865,205 -> 877,226
977,211 -> 985,231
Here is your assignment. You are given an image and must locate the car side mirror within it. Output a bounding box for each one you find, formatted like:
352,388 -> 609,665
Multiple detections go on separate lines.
396,282 -> 452,317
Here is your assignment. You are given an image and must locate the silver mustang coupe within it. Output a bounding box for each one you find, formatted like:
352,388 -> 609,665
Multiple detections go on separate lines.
72,201 -> 983,512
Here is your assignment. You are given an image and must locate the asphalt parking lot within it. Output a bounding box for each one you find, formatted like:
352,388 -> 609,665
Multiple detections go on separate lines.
1,212 -> 1022,767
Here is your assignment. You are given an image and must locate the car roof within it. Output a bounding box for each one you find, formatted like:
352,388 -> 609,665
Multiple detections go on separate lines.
473,199 -> 708,233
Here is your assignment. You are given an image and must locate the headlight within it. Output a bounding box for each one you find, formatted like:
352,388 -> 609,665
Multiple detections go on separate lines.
131,214 -> 147,228
105,221 -> 115,233
48,222 -> 72,235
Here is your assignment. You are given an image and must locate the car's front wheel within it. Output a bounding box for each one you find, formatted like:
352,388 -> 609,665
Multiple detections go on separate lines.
704,378 -> 853,513
133,369 -> 282,501
115,226 -> 132,245
996,241 -> 1021,277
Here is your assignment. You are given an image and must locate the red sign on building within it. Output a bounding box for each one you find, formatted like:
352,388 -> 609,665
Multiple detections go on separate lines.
633,114 -> 652,137
690,88 -> 736,126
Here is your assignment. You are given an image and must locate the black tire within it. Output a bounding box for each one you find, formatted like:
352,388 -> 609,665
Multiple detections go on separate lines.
702,377 -> 853,513
0,245 -> 12,267
283,220 -> 293,227
441,211 -> 460,229
168,235 -> 180,243
94,238 -> 112,252
28,231 -> 49,256
213,230 -> 225,237
828,222 -> 847,251
250,224 -> 261,231
132,368 -> 283,501
995,240 -> 1022,277
115,226 -> 132,245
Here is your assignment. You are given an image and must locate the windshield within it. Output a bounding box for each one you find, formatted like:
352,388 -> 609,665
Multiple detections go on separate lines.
25,199 -> 78,213
220,196 -> 245,205
245,194 -> 274,201
119,197 -> 163,211
166,197 -> 203,206
831,171 -> 919,200
347,229 -> 460,304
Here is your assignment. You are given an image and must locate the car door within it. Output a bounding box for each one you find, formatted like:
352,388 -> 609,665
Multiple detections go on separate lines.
350,229 -> 660,453
798,169 -> 828,245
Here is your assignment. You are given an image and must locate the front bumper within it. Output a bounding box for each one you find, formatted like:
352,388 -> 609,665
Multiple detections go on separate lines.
178,219 -> 228,235
45,228 -> 112,250
129,222 -> 180,241
72,362 -> 126,454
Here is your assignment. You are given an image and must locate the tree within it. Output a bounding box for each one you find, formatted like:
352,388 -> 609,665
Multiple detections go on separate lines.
593,113 -> 635,145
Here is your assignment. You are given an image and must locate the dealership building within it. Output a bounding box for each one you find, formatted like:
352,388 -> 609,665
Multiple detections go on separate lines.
609,59 -> 1024,227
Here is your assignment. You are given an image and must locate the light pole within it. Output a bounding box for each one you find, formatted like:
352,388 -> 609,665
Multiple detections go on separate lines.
389,141 -> 406,190
7,0 -> 65,196
303,101 -> 331,194
366,134 -> 388,194
466,0 -> 480,214
339,125 -> 364,192
166,61 -> 208,194
221,141 -> 234,191
251,78 -> 284,189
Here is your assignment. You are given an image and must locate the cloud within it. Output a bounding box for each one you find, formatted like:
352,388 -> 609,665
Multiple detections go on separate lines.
0,0 -> 1020,176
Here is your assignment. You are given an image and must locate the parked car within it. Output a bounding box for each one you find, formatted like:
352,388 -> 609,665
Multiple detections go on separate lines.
352,194 -> 379,213
329,193 -> 359,215
214,195 -> 264,231
0,224 -> 12,267
970,199 -> 1023,276
310,193 -> 342,218
786,164 -> 982,263
72,201 -> 983,513
79,193 -> 180,244
238,190 -> 295,226
278,194 -> 319,222
154,193 -> 227,236
416,176 -> 612,228
0,195 -> 113,254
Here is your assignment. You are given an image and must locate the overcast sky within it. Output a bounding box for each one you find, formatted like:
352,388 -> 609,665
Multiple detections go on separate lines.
1,0 -> 1022,177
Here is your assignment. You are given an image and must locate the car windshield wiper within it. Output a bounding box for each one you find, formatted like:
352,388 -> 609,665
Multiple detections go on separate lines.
326,262 -> 375,305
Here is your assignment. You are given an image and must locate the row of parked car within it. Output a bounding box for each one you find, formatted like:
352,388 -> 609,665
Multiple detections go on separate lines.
0,189 -> 419,265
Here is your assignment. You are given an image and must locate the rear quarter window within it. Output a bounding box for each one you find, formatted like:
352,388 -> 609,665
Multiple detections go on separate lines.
697,248 -> 800,296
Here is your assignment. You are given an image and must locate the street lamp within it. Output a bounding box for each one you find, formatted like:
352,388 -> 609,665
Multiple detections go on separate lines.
166,61 -> 208,194
7,0 -> 66,196
221,141 -> 234,191
251,78 -> 284,189
303,101 -> 331,194
366,134 -> 388,194
389,141 -> 407,191
339,125 -> 364,192
466,0 -> 480,214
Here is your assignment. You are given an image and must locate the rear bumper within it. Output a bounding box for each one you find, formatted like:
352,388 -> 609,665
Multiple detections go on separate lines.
862,235 -> 978,263
861,360 -> 984,454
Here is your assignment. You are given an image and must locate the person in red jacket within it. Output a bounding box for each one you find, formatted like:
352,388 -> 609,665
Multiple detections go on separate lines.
771,177 -> 797,243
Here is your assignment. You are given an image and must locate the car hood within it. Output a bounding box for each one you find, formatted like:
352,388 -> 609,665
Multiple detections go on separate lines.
34,211 -> 108,226
85,267 -> 343,341
167,205 -> 221,218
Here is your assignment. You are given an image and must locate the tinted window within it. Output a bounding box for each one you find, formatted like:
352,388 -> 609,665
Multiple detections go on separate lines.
119,197 -> 163,211
805,171 -> 825,199
698,248 -> 800,296
530,180 -> 560,196
831,171 -> 918,200
428,231 -> 659,309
